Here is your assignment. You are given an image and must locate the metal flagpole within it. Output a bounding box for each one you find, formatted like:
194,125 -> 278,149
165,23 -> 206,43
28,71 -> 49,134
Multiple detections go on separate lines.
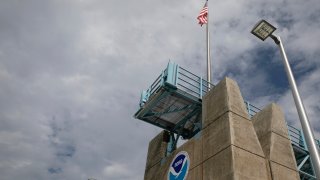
206,0 -> 211,90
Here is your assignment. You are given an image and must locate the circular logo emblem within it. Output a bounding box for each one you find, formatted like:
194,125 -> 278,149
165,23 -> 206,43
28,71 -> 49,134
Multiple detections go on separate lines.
167,151 -> 190,180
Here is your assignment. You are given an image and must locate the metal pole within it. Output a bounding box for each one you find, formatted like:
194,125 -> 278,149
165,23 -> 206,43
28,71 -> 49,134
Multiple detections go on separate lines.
206,0 -> 211,90
274,35 -> 320,179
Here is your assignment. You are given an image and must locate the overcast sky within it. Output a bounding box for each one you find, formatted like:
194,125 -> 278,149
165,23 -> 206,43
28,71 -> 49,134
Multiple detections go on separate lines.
0,0 -> 320,179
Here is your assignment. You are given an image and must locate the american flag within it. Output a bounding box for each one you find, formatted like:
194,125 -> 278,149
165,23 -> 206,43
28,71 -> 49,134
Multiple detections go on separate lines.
197,1 -> 208,26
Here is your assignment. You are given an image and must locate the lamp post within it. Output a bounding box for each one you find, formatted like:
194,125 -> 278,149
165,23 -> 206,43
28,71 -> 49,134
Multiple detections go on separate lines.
251,19 -> 320,179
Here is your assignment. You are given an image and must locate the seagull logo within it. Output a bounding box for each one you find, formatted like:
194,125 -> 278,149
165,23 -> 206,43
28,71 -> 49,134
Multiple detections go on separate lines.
168,151 -> 190,180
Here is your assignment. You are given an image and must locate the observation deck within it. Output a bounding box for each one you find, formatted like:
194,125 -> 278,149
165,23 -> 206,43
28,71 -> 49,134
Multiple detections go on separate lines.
134,61 -> 319,179
134,61 -> 213,139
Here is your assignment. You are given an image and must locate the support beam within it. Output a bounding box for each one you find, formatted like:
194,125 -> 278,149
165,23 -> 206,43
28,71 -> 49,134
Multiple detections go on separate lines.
298,155 -> 309,170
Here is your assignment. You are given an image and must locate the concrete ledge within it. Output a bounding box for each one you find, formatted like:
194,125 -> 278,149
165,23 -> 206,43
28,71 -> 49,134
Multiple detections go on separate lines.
252,103 -> 289,139
202,77 -> 249,129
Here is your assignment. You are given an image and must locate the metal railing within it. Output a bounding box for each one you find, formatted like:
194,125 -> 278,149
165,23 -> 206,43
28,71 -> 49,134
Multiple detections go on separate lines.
140,62 -> 214,107
288,125 -> 307,149
245,101 -> 261,117
177,66 -> 213,99
149,73 -> 162,95
245,102 -> 319,151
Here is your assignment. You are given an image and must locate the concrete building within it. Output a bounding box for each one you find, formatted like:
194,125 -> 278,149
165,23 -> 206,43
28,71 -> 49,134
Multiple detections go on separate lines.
143,77 -> 299,180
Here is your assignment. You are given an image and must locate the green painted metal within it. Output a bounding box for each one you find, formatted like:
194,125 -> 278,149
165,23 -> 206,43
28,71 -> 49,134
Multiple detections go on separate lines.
134,61 -> 213,139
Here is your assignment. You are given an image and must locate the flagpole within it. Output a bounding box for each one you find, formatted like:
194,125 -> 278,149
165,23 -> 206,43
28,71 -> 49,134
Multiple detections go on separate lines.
206,0 -> 211,90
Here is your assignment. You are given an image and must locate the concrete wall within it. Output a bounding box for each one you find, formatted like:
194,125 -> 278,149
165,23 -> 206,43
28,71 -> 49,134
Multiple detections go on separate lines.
252,103 -> 299,179
144,77 -> 299,180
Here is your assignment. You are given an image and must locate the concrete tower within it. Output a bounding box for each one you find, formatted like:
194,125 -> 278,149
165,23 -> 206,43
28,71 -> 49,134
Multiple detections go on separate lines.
144,77 -> 299,180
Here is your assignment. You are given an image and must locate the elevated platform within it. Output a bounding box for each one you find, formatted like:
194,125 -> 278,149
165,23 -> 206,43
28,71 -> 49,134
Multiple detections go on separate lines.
135,61 -> 319,179
135,61 -> 213,139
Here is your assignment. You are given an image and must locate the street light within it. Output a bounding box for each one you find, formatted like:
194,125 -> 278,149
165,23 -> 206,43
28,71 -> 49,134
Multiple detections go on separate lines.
251,19 -> 320,179
251,20 -> 277,41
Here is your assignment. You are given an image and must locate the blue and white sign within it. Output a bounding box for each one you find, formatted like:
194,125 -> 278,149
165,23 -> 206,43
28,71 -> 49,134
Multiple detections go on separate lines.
167,151 -> 190,180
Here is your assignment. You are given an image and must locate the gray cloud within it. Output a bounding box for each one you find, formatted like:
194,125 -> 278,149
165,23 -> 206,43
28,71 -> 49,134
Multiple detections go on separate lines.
0,0 -> 319,179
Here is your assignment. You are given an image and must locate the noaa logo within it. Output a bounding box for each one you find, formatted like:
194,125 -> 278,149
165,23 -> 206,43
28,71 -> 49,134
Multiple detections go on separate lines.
167,151 -> 190,180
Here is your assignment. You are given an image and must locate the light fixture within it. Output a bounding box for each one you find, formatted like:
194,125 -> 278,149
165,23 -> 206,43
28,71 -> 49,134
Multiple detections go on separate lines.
251,19 -> 277,41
